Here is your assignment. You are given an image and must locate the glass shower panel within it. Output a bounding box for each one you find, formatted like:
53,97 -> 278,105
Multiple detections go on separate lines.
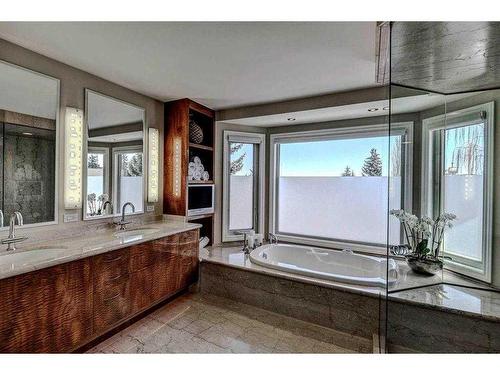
387,21 -> 500,353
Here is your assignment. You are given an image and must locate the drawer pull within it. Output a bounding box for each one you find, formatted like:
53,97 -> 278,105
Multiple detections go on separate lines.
103,292 -> 122,302
103,255 -> 123,263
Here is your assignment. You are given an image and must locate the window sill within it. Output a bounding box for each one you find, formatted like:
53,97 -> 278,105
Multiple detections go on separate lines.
274,234 -> 388,257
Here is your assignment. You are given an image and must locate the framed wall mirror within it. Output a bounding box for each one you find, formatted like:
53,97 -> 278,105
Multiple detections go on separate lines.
84,89 -> 145,220
0,60 -> 59,228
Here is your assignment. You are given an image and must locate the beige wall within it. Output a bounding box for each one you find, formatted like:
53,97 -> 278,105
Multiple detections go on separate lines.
0,38 -> 164,230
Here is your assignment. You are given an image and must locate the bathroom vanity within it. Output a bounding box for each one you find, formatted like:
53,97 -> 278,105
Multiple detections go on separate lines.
0,224 -> 200,353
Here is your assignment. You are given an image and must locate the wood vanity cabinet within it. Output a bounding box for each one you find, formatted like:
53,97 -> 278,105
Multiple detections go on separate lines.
0,259 -> 93,353
0,229 -> 199,353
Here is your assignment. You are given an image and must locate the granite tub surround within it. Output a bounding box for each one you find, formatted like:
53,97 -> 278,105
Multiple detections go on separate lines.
200,247 -> 382,342
0,218 -> 201,280
387,295 -> 500,353
87,292 -> 364,353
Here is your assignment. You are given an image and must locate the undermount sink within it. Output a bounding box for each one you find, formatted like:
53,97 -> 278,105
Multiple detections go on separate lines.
0,246 -> 69,266
113,227 -> 160,239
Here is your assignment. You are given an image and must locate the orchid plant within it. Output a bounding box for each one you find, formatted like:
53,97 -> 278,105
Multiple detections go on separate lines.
390,209 -> 457,260
87,193 -> 109,216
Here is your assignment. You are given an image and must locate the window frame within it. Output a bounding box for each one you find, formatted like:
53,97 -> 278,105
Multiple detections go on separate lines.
84,146 -> 110,219
112,145 -> 145,215
421,102 -> 494,282
269,123 -> 413,254
222,130 -> 266,242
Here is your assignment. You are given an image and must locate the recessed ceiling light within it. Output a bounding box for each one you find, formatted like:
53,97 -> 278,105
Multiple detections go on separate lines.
367,108 -> 378,112
287,118 -> 296,121
22,132 -> 33,136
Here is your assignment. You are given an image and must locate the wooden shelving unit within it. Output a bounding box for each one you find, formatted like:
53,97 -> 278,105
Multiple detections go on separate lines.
164,98 -> 215,246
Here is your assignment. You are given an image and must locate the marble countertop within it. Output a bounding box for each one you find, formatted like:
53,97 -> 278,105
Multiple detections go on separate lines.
389,284 -> 500,323
0,220 -> 201,281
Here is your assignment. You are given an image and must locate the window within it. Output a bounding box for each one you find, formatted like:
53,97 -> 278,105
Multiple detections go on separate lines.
269,124 -> 412,252
113,146 -> 144,214
86,147 -> 109,217
422,103 -> 493,282
223,131 -> 265,242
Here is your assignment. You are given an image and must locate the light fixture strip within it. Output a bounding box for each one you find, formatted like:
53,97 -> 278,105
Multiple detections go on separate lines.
148,128 -> 159,203
64,107 -> 84,209
173,137 -> 182,198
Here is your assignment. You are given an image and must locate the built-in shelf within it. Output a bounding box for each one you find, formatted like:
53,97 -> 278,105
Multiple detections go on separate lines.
187,213 -> 214,221
164,98 -> 215,247
189,143 -> 213,151
188,180 -> 214,185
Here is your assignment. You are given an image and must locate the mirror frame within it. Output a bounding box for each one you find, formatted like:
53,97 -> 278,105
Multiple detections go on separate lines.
83,89 -> 147,221
0,59 -> 60,230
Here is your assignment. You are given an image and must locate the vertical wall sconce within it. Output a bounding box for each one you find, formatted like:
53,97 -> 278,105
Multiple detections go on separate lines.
173,137 -> 182,197
64,107 -> 84,209
148,128 -> 159,203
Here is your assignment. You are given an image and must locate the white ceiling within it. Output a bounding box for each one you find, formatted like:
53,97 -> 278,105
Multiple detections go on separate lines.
223,92 -> 476,127
0,22 -> 378,109
0,60 -> 58,119
87,90 -> 144,129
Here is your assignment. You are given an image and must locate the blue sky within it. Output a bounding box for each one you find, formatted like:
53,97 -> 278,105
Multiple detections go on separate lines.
231,136 -> 393,176
279,136 -> 391,177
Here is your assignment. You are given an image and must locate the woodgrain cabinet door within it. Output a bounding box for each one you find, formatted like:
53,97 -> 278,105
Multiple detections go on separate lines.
177,230 -> 199,290
152,234 -> 181,300
0,259 -> 92,353
92,248 -> 131,333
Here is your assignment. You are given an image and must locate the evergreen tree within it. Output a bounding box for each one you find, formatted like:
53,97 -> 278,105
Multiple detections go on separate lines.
230,143 -> 246,175
88,154 -> 101,169
362,148 -> 382,176
127,153 -> 143,176
342,165 -> 354,176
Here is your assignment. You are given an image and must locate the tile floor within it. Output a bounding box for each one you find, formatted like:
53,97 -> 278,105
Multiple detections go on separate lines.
87,292 -> 370,353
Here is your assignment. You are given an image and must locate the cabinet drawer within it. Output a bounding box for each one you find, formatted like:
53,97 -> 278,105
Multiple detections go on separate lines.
129,243 -> 156,272
93,279 -> 131,332
93,249 -> 130,285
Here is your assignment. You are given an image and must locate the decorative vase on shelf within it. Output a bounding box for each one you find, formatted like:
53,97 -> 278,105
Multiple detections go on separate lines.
405,256 -> 443,276
189,119 -> 204,144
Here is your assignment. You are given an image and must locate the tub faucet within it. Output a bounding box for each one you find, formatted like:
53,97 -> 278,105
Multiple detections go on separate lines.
236,230 -> 252,255
1,212 -> 27,251
268,233 -> 278,244
115,202 -> 135,230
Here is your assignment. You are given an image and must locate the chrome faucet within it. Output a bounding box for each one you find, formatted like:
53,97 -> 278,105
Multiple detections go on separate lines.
268,233 -> 278,244
1,212 -> 27,251
236,230 -> 252,255
115,202 -> 135,230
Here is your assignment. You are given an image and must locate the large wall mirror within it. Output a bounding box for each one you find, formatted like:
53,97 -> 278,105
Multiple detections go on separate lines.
0,60 -> 59,228
84,90 -> 145,220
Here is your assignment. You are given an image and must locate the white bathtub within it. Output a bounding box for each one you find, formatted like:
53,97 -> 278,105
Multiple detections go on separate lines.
249,244 -> 398,287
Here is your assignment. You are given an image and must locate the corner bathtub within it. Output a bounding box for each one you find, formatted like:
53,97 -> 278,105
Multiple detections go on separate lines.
249,244 -> 398,287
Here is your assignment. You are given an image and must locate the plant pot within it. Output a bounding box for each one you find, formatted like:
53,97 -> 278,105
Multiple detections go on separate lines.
405,256 -> 443,276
